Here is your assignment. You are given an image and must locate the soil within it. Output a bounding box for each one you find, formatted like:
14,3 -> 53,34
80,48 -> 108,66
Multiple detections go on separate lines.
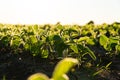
0,47 -> 120,80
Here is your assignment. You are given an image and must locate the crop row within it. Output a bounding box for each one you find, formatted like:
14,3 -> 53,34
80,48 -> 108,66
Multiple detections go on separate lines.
0,22 -> 120,79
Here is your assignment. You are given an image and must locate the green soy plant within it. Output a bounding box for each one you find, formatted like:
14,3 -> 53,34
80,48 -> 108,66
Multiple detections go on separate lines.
27,58 -> 79,80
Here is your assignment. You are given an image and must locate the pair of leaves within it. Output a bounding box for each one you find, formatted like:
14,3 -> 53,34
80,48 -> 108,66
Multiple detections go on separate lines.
99,35 -> 119,51
70,44 -> 96,61
28,58 -> 79,80
46,35 -> 67,57
78,37 -> 95,45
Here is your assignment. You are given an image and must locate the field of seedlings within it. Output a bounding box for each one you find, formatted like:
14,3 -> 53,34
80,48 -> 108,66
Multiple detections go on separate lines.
0,22 -> 120,80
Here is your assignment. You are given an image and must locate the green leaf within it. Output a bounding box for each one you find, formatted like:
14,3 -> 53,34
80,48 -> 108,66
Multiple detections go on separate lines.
52,58 -> 78,80
99,35 -> 108,46
53,35 -> 62,42
51,74 -> 69,80
106,62 -> 112,68
41,49 -> 49,58
46,35 -> 62,43
70,44 -> 78,53
29,36 -> 37,44
77,44 -> 96,60
24,43 -> 29,50
27,73 -> 49,80
109,37 -> 119,44
55,74 -> 69,80
54,42 -> 68,57
10,36 -> 21,48
116,44 -> 120,52
57,24 -> 64,30
1,36 -> 11,46
93,69 -> 104,76
87,39 -> 95,45
33,25 -> 39,33
69,28 -> 78,33
85,46 -> 96,60
78,36 -> 89,42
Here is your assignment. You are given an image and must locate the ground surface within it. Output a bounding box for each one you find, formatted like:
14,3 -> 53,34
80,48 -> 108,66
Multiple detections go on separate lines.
0,49 -> 120,80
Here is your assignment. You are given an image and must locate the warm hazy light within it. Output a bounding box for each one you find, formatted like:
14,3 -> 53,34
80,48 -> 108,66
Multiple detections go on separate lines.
0,0 -> 120,25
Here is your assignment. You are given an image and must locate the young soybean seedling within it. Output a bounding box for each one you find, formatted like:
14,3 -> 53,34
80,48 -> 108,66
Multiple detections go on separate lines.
27,58 -> 79,80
